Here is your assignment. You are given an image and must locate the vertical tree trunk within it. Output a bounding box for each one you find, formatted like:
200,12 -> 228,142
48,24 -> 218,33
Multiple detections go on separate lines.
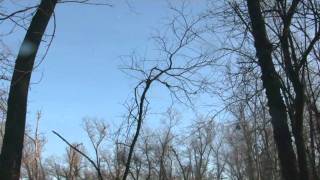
308,108 -> 319,180
292,88 -> 309,180
245,0 -> 299,180
122,80 -> 152,180
280,24 -> 310,179
0,0 -> 57,179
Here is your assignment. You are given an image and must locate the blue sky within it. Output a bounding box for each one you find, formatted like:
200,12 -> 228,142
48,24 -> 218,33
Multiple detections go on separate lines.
30,1 -> 173,156
2,0 -> 213,157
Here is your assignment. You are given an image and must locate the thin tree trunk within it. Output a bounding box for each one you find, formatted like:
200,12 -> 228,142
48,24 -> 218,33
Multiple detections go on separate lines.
245,0 -> 299,180
308,108 -> 319,180
0,0 -> 57,179
280,24 -> 310,180
122,80 -> 151,180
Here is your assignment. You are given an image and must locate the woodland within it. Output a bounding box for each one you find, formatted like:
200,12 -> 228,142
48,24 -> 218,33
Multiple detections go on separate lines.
0,0 -> 320,180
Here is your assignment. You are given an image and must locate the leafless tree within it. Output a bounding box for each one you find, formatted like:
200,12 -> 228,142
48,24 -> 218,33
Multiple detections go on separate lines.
0,1 -> 58,178
53,118 -> 109,180
21,111 -> 47,180
120,5 -> 216,179
0,0 -> 113,178
204,0 -> 320,179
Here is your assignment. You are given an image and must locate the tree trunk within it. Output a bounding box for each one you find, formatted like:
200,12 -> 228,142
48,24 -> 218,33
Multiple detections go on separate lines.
0,0 -> 57,179
245,0 -> 299,180
280,23 -> 310,180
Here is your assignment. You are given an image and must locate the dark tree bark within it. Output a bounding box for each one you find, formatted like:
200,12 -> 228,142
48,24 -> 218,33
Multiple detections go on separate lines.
0,0 -> 57,179
122,80 -> 151,180
245,0 -> 299,180
279,8 -> 309,178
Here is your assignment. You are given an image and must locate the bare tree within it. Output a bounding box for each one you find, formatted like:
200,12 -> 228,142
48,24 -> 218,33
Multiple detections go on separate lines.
0,1 -> 112,178
204,0 -> 320,179
22,111 -> 47,180
120,6 -> 215,179
53,118 -> 109,180
0,1 -> 57,178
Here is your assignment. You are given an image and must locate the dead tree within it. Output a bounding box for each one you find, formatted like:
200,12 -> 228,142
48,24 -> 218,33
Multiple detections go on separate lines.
22,111 -> 46,180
